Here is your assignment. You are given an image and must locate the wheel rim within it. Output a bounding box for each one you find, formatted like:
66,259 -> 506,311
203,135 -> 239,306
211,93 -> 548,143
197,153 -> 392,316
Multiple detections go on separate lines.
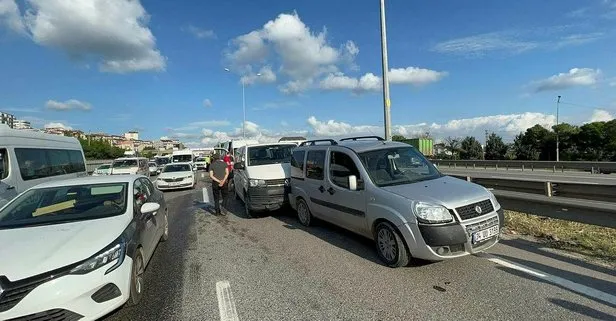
298,202 -> 308,224
164,212 -> 169,236
135,256 -> 144,294
377,228 -> 397,261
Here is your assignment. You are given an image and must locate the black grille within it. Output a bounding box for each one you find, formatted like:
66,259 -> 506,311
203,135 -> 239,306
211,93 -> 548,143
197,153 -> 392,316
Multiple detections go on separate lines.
265,178 -> 286,186
91,283 -> 121,303
163,177 -> 183,182
0,276 -> 51,313
6,308 -> 83,321
455,199 -> 494,220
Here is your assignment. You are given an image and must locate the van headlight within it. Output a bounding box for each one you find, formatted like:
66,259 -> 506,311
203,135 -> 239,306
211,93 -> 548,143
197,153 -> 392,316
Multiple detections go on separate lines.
487,189 -> 501,210
249,179 -> 266,187
70,237 -> 126,275
412,202 -> 453,224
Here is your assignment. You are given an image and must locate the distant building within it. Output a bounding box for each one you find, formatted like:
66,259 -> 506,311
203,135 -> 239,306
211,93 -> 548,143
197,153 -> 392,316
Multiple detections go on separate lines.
124,131 -> 139,141
44,127 -> 67,136
1,111 -> 15,128
13,119 -> 32,130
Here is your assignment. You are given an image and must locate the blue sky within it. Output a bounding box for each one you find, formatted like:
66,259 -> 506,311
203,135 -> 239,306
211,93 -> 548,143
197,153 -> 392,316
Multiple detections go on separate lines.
1,0 -> 615,146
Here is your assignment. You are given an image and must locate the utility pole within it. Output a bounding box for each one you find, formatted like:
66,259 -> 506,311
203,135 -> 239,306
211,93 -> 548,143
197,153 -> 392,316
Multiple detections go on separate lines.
379,0 -> 392,141
556,95 -> 561,162
484,129 -> 488,160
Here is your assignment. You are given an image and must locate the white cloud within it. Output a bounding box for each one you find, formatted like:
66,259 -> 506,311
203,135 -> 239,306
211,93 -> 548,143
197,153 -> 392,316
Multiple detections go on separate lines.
184,25 -> 216,39
173,120 -> 230,131
319,67 -> 446,94
240,65 -> 277,85
44,122 -> 72,129
254,100 -> 299,111
160,136 -> 170,140
6,0 -> 165,73
199,120 -> 307,146
203,99 -> 213,108
45,99 -> 92,111
0,0 -> 25,34
588,109 -> 614,122
530,68 -> 601,92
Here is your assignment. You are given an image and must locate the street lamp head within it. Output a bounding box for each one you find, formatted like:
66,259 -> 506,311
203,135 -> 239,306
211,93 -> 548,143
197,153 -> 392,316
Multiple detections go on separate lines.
224,68 -> 231,72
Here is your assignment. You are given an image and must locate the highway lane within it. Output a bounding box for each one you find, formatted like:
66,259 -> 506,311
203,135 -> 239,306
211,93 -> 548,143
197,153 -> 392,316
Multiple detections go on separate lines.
103,174 -> 616,321
439,168 -> 616,185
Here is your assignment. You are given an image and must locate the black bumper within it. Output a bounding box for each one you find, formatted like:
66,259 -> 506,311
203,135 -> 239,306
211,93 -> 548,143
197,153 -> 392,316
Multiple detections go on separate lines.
418,223 -> 467,247
497,208 -> 505,228
247,185 -> 290,211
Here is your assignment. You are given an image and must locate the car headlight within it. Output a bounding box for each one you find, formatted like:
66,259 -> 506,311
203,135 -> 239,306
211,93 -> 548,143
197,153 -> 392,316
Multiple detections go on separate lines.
487,189 -> 501,210
70,237 -> 126,275
412,202 -> 453,224
249,179 -> 266,187
284,178 -> 290,186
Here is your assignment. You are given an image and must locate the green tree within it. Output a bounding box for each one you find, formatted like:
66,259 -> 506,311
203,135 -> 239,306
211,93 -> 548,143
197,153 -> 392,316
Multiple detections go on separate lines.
392,135 -> 407,142
553,123 -> 580,161
79,138 -> 125,160
459,136 -> 483,160
444,136 -> 461,159
574,122 -> 606,161
485,133 -> 508,160
603,120 -> 616,161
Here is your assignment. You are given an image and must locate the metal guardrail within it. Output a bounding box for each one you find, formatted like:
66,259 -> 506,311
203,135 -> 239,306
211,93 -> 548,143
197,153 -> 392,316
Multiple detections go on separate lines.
432,159 -> 616,174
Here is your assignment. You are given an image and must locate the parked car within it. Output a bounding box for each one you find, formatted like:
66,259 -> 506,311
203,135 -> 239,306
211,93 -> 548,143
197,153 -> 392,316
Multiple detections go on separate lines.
148,162 -> 158,176
92,163 -> 112,176
0,124 -> 87,208
0,175 -> 169,320
155,163 -> 195,191
289,136 -> 504,267
110,157 -> 149,176
233,143 -> 296,217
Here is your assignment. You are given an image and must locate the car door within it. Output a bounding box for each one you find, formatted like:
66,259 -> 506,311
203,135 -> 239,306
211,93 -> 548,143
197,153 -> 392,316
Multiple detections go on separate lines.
134,178 -> 159,261
304,148 -> 330,220
321,149 -> 368,234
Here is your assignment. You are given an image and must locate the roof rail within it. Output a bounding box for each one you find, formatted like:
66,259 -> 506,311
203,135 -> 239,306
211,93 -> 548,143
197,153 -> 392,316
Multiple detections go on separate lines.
299,139 -> 338,146
339,135 -> 385,142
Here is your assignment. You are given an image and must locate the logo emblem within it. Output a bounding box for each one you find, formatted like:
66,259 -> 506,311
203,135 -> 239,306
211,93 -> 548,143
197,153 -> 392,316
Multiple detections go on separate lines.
0,282 -> 4,298
475,206 -> 483,214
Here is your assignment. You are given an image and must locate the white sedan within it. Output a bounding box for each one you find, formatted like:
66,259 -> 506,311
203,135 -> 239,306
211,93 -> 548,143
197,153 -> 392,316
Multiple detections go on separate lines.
155,163 -> 195,191
0,175 -> 169,321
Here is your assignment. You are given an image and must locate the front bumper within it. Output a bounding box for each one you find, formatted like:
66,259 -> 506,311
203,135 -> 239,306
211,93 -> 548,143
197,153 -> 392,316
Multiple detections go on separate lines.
0,256 -> 133,321
156,179 -> 194,190
247,185 -> 290,211
399,208 -> 503,261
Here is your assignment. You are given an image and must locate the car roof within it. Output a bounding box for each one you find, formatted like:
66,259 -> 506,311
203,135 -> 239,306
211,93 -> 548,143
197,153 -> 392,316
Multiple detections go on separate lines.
247,142 -> 297,148
296,138 -> 409,154
33,175 -> 145,189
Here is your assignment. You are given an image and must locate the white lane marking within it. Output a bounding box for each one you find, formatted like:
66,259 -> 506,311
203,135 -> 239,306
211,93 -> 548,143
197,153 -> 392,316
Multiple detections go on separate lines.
202,172 -> 205,178
202,187 -> 210,203
216,280 -> 240,321
483,254 -> 616,306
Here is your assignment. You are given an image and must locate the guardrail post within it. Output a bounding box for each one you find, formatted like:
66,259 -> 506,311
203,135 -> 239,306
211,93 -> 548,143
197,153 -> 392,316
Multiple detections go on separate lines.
544,181 -> 553,197
561,166 -> 564,173
521,164 -> 524,171
591,166 -> 595,174
531,164 -> 534,171
454,163 -> 457,169
495,164 -> 498,171
506,164 -> 509,171
473,163 -> 476,169
553,165 -> 556,173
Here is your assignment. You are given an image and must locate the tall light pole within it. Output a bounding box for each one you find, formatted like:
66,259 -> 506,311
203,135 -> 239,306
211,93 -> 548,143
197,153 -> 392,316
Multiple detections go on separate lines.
224,68 -> 260,140
556,95 -> 561,162
379,0 -> 392,141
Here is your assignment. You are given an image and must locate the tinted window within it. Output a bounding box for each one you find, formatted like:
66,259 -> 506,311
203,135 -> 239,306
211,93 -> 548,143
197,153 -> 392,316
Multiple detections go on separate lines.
0,149 -> 8,180
163,164 -> 192,172
305,150 -> 325,180
291,150 -> 305,179
359,147 -> 442,187
247,144 -> 294,166
330,151 -> 361,189
15,148 -> 86,181
113,159 -> 138,167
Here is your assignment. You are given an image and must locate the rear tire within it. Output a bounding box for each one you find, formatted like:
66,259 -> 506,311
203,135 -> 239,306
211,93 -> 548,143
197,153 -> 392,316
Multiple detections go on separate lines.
375,222 -> 410,268
126,248 -> 145,306
296,198 -> 312,227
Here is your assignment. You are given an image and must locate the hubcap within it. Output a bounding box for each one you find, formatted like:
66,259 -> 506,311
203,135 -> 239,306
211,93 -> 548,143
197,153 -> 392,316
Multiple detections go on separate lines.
164,212 -> 169,235
377,228 -> 397,261
298,203 -> 308,223
135,257 -> 143,294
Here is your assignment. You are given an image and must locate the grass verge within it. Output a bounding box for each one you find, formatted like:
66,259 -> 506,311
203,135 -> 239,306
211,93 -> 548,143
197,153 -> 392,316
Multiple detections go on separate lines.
503,210 -> 616,264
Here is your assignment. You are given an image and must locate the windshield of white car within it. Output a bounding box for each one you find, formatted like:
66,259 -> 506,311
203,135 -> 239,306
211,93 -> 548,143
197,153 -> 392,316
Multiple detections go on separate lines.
98,164 -> 111,170
247,145 -> 294,166
155,158 -> 170,166
0,183 -> 128,229
149,162 -> 156,167
113,159 -> 138,168
195,157 -> 206,162
172,155 -> 193,163
163,164 -> 191,172
358,147 -> 442,187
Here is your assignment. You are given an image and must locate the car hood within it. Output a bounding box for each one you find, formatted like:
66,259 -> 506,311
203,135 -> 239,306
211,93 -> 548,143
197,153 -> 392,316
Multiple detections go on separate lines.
158,171 -> 193,179
246,163 -> 290,180
381,175 -> 490,209
0,215 -> 130,281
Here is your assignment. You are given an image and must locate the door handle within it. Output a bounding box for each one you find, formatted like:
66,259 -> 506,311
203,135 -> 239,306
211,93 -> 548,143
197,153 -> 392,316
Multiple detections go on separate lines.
327,187 -> 335,195
318,186 -> 325,193
6,185 -> 15,190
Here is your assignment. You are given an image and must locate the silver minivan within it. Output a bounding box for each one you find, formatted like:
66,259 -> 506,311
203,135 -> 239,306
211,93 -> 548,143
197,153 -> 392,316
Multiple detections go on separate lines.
289,136 -> 504,268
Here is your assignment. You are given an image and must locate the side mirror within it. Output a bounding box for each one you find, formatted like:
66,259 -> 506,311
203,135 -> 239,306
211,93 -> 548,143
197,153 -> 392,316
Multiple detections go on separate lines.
234,162 -> 244,170
141,202 -> 160,214
348,175 -> 358,191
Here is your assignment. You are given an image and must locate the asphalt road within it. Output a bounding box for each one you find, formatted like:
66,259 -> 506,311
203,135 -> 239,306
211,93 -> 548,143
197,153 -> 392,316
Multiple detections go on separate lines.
439,168 -> 616,185
102,173 -> 616,321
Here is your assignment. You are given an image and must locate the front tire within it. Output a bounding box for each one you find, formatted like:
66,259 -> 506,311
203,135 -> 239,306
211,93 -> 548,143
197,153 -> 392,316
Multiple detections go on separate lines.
161,210 -> 169,242
126,248 -> 145,306
296,198 -> 312,227
375,222 -> 410,268
244,192 -> 254,218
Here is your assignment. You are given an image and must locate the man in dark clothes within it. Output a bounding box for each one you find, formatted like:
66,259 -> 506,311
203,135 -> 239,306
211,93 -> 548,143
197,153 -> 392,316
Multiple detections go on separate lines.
209,153 -> 229,215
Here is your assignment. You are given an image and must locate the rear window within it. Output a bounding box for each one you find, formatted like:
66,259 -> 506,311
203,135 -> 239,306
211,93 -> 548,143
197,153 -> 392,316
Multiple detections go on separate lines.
291,150 -> 305,179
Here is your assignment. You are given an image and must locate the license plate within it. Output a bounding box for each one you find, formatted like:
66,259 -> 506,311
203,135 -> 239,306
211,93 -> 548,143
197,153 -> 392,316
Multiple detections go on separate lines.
472,225 -> 499,243
169,182 -> 180,186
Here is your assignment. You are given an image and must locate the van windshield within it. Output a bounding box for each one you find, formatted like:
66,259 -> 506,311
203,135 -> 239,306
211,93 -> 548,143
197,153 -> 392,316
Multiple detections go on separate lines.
113,159 -> 138,168
248,145 -> 294,166
0,183 -> 128,229
358,147 -> 442,187
172,155 -> 193,163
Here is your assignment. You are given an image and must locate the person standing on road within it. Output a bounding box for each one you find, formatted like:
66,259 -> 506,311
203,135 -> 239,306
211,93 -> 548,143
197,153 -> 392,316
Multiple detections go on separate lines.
209,153 -> 229,216
223,150 -> 235,192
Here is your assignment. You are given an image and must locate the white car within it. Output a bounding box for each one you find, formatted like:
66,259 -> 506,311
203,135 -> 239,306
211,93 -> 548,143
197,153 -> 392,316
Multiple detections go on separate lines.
0,175 -> 169,321
148,162 -> 158,176
156,163 -> 195,191
92,163 -> 112,176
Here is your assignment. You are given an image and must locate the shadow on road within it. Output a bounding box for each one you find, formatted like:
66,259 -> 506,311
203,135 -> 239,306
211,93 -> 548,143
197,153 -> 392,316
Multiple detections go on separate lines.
500,237 -> 616,277
548,298 -> 615,321
493,254 -> 616,310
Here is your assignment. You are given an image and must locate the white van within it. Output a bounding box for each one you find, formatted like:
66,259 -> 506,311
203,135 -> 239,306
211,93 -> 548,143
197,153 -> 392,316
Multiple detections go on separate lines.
0,124 -> 87,207
171,149 -> 195,168
110,157 -> 149,176
232,143 -> 296,217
